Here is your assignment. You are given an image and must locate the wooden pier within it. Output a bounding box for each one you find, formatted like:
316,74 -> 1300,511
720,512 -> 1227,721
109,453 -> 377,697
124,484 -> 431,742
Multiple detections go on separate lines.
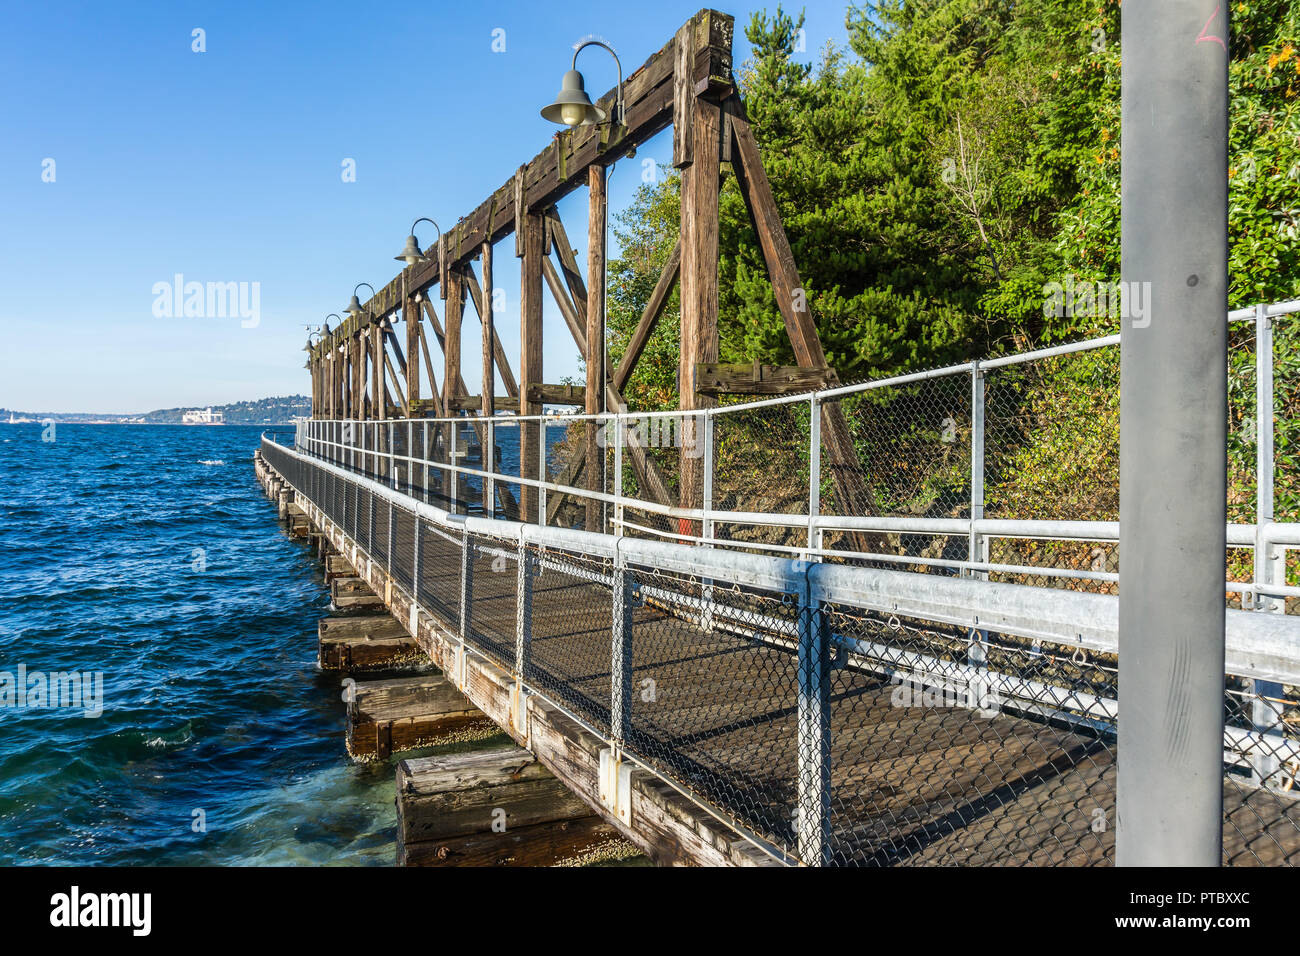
250,6 -> 1300,867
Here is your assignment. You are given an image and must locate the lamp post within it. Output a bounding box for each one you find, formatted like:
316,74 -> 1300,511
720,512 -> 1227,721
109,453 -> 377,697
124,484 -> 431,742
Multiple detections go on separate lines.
540,40 -> 625,128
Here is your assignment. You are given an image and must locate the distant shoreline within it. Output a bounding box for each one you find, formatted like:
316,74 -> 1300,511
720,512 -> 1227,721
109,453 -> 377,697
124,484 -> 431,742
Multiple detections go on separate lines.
0,420 -> 298,427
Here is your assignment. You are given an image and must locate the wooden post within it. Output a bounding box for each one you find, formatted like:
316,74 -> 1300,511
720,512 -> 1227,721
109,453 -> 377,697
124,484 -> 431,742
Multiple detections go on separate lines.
352,331 -> 364,419
309,355 -> 318,418
728,100 -> 881,534
406,291 -> 420,407
586,164 -> 607,532
677,88 -> 722,514
444,271 -> 465,511
328,348 -> 337,419
372,323 -> 385,420
480,241 -> 495,515
520,211 -> 544,523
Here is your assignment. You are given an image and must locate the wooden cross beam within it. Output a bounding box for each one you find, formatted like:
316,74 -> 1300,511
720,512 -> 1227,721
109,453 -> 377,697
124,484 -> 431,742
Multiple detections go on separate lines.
316,9 -> 733,354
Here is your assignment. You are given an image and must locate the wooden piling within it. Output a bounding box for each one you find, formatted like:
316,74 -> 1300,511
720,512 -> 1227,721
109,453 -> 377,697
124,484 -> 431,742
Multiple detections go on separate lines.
396,744 -> 624,866
331,575 -> 385,611
346,674 -> 496,761
318,615 -> 423,671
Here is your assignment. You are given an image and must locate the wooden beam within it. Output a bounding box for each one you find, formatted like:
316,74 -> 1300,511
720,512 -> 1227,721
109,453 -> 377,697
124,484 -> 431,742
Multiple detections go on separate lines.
443,271 -> 464,418
695,361 -> 836,397
545,210 -> 589,321
372,325 -> 385,421
586,164 -> 607,531
520,212 -> 545,522
351,334 -> 364,419
678,88 -> 723,511
405,286 -> 420,404
325,10 -> 734,349
384,327 -> 408,378
542,255 -> 588,354
728,96 -> 882,534
415,319 -> 443,417
385,352 -> 410,418
613,239 -> 681,393
462,261 -> 519,398
347,674 -> 489,761
396,745 -> 620,866
447,395 -> 521,413
478,242 -> 495,514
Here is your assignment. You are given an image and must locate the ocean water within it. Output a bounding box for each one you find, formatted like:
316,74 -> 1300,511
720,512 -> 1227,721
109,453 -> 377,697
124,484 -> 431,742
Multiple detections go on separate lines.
0,423 -> 405,865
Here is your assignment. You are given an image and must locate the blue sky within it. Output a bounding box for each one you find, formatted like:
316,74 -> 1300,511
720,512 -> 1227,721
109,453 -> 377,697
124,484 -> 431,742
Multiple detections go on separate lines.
0,0 -> 853,414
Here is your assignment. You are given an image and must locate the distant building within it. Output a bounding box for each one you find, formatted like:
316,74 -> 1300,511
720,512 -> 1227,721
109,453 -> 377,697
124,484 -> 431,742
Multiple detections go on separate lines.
182,407 -> 225,425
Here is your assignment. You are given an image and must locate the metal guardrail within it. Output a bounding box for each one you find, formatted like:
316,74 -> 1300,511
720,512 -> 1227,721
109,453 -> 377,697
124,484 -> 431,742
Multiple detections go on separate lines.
293,298 -> 1300,610
262,435 -> 1300,866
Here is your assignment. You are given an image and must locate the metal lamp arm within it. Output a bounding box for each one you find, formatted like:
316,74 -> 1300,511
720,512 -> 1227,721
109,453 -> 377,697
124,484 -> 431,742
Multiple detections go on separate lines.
573,40 -> 624,126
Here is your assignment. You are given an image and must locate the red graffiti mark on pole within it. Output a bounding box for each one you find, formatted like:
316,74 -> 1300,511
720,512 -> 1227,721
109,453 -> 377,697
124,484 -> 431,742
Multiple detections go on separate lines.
1196,4 -> 1227,52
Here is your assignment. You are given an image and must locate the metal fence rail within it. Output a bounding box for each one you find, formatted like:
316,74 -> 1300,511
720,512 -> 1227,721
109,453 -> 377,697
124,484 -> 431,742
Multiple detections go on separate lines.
262,435 -> 1300,866
295,298 -> 1300,611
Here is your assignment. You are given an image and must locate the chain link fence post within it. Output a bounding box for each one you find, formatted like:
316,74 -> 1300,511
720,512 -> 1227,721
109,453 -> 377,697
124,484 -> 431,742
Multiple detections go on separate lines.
516,539 -> 532,679
968,362 -> 987,579
613,411 -> 624,538
808,395 -> 821,557
611,550 -> 634,744
796,571 -> 830,865
1253,302 -> 1285,785
538,416 -> 548,527
459,529 -> 474,643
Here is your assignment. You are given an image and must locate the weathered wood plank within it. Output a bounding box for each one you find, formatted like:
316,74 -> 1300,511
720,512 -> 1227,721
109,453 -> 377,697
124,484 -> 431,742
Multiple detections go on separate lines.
587,163 -> 607,531
695,361 -> 836,396
612,239 -> 681,393
347,674 -> 493,761
520,211 -> 545,522
318,614 -> 423,670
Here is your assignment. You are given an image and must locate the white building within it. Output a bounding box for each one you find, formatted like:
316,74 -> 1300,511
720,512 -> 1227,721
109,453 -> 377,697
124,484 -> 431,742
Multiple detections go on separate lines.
182,407 -> 224,425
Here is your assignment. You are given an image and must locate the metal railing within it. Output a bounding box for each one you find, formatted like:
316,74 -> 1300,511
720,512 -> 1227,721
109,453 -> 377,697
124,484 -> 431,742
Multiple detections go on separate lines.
294,298 -> 1300,608
263,418 -> 1300,866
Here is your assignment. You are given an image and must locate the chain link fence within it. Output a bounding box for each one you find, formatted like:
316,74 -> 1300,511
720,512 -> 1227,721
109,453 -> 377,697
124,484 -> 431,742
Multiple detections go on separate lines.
271,300 -> 1300,866
262,435 -> 1300,866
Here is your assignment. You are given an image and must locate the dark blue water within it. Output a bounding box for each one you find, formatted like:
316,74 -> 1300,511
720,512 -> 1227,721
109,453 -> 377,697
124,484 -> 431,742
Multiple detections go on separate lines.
0,424 -> 397,865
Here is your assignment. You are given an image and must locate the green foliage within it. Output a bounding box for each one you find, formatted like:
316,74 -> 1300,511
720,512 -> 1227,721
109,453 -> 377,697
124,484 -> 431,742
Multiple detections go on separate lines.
603,0 -> 1300,535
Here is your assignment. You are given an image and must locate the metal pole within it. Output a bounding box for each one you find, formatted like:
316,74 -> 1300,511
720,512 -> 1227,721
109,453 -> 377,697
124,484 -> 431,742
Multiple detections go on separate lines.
538,417 -> 548,527
1117,0 -> 1228,867
1252,302 -> 1284,785
968,363 -> 987,580
613,412 -> 624,538
807,396 -> 821,557
459,532 -> 473,642
486,419 -> 497,519
796,577 -> 830,865
516,540 -> 533,678
611,559 -> 633,743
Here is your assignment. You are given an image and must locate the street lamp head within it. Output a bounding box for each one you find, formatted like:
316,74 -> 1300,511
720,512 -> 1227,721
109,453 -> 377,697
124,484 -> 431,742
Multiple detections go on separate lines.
395,217 -> 440,267
541,69 -> 605,127
394,234 -> 426,266
345,283 -> 376,318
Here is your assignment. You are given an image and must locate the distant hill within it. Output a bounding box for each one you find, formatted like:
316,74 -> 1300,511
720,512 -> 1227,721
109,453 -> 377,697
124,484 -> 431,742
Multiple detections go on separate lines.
0,395 -> 311,425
